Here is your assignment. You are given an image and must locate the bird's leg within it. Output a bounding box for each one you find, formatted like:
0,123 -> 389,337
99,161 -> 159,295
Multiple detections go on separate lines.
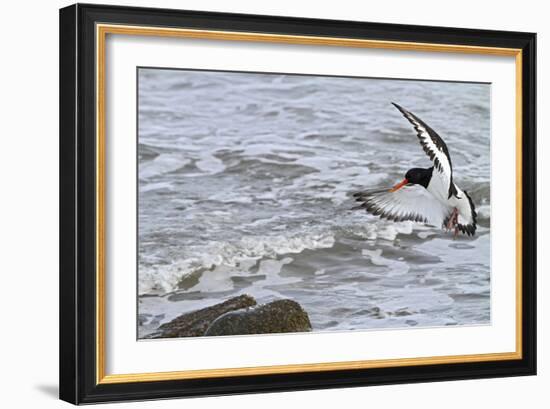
446,207 -> 459,231
454,226 -> 459,239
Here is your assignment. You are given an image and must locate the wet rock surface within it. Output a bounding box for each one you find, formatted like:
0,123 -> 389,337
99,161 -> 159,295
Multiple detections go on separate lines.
145,295 -> 312,338
145,294 -> 256,338
205,299 -> 312,336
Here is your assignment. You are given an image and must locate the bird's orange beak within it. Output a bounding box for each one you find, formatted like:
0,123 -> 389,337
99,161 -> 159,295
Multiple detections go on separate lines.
390,178 -> 408,192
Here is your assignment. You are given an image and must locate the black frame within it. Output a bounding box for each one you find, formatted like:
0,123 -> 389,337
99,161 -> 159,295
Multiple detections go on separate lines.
60,3 -> 537,404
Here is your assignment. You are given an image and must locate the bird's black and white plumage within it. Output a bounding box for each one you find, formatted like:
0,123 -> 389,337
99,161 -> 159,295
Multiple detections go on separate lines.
353,103 -> 477,236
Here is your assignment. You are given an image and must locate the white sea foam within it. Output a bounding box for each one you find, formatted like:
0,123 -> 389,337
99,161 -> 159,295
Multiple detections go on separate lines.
138,232 -> 335,295
139,153 -> 189,179
195,153 -> 226,174
477,204 -> 491,220
376,287 -> 455,315
343,220 -> 416,242
375,221 -> 414,241
140,181 -> 173,193
362,248 -> 410,276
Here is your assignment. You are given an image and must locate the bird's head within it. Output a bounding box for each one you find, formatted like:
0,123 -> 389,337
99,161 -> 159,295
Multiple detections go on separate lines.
390,167 -> 433,192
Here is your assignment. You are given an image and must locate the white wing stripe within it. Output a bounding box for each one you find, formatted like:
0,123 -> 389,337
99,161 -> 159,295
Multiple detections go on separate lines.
353,185 -> 451,227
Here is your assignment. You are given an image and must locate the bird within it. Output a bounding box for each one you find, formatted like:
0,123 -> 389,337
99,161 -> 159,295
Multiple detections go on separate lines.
352,102 -> 477,237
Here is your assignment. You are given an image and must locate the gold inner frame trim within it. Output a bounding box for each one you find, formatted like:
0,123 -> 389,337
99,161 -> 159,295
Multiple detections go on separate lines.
96,23 -> 523,385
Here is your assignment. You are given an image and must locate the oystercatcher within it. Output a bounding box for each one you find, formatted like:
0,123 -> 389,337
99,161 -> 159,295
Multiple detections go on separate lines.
353,103 -> 477,237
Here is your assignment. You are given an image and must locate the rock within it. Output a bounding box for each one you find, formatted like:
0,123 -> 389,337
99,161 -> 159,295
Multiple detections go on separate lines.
145,295 -> 312,339
205,299 -> 312,336
146,294 -> 256,338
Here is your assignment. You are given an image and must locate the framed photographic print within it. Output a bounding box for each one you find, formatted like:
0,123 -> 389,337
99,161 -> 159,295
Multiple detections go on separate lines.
59,3 -> 536,404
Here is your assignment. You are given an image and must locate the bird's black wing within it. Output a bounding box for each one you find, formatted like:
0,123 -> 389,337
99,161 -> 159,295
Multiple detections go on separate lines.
392,103 -> 458,199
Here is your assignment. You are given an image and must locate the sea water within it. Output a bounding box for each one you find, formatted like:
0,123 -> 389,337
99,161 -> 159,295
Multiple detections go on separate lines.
137,68 -> 491,338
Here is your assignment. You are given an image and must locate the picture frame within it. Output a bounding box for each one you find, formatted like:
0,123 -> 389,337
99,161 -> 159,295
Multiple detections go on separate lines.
59,3 -> 536,404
